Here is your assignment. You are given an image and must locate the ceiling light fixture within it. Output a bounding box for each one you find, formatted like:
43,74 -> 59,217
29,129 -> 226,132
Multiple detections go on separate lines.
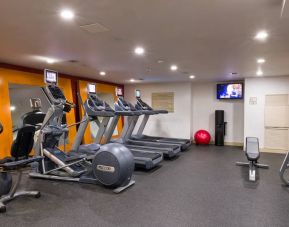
170,65 -> 178,71
256,69 -> 263,76
130,79 -> 135,82
60,9 -> 75,20
46,58 -> 56,64
254,30 -> 268,41
134,47 -> 145,55
189,75 -> 195,79
257,58 -> 266,64
99,71 -> 106,76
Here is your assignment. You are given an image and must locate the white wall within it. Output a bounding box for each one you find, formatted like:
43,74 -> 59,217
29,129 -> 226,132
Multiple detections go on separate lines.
124,82 -> 192,139
125,82 -> 244,144
244,76 -> 289,149
191,83 -> 244,144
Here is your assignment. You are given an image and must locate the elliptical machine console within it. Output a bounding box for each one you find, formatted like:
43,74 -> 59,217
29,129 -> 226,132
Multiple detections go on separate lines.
30,70 -> 135,193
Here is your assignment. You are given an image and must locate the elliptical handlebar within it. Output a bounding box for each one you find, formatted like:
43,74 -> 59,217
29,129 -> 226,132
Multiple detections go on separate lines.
65,100 -> 75,108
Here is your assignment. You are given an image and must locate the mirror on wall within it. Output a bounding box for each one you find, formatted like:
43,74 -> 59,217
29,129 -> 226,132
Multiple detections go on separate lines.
8,84 -> 67,145
9,84 -> 50,131
88,92 -> 118,139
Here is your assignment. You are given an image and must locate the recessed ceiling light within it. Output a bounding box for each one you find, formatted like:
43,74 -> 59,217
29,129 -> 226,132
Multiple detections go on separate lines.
170,65 -> 178,71
157,59 -> 164,64
60,9 -> 75,20
256,69 -> 263,76
134,47 -> 145,55
130,79 -> 135,82
10,106 -> 16,111
99,71 -> 106,76
46,58 -> 56,64
189,75 -> 195,79
254,30 -> 268,41
257,58 -> 266,64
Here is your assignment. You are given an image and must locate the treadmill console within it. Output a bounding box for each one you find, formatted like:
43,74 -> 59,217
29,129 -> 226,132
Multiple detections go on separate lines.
134,90 -> 152,111
116,87 -> 123,97
84,83 -> 114,116
115,87 -> 138,112
135,90 -> 141,98
87,95 -> 113,112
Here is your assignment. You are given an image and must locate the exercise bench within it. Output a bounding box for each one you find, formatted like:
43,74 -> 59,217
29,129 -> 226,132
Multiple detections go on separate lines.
236,137 -> 269,181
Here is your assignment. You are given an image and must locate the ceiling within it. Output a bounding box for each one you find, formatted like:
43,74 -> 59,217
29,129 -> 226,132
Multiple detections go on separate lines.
0,0 -> 289,84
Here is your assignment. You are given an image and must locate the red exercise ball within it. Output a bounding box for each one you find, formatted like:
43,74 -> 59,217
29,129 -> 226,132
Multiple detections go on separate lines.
194,130 -> 211,145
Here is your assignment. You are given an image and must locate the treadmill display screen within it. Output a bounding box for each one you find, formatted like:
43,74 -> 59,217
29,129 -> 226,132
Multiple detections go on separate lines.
88,83 -> 96,94
116,87 -> 123,97
44,69 -> 58,85
135,90 -> 141,98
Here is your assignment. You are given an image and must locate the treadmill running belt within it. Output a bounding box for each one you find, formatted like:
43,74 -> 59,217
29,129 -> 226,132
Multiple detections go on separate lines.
131,150 -> 161,160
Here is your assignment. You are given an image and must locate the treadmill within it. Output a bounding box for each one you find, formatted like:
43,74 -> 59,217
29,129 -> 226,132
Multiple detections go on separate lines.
104,88 -> 181,159
131,89 -> 191,151
84,84 -> 163,170
69,84 -> 116,158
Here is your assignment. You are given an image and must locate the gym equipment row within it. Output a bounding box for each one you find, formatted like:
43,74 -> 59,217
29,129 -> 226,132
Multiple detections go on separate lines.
0,69 -> 191,212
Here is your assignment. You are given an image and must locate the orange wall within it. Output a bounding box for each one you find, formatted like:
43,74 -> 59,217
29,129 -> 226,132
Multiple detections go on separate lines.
78,80 -> 123,145
0,68 -> 76,158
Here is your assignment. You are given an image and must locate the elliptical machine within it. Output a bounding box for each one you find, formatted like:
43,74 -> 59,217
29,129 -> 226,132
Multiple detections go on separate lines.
0,121 -> 43,213
29,69 -> 135,193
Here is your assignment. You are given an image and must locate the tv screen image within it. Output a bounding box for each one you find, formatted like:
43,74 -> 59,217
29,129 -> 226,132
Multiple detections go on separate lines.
135,90 -> 141,98
116,87 -> 123,96
87,83 -> 96,94
217,83 -> 243,99
44,69 -> 58,84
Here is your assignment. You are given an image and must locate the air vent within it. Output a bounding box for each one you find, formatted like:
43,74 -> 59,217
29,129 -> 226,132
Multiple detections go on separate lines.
113,37 -> 125,42
68,60 -> 79,63
80,23 -> 109,34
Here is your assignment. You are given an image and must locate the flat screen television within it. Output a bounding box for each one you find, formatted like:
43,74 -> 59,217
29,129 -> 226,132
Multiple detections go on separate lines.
217,83 -> 243,99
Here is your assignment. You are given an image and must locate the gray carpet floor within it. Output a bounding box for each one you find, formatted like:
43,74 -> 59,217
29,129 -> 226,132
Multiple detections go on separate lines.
2,145 -> 289,227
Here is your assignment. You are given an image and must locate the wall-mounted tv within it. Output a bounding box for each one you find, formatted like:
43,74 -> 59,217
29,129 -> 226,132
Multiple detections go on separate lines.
217,83 -> 243,99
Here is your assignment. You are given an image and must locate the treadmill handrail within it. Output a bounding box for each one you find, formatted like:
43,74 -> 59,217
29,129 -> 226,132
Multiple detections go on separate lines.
136,97 -> 168,114
114,111 -> 136,116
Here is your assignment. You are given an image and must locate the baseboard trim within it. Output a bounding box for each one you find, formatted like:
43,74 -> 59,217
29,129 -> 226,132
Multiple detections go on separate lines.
224,142 -> 243,147
260,148 -> 288,154
192,141 -> 243,147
